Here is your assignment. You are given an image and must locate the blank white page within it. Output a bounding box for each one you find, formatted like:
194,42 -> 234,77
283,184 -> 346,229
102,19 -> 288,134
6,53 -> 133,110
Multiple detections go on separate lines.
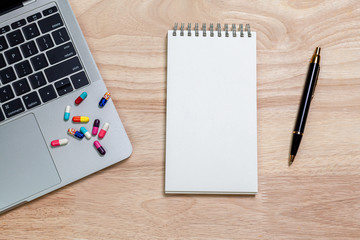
166,29 -> 257,194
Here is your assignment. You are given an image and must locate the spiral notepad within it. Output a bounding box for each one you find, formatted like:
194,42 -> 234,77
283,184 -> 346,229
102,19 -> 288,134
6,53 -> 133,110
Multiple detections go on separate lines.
165,23 -> 257,194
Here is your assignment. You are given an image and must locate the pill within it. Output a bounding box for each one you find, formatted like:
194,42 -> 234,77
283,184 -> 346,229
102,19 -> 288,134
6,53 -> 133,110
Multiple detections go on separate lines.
92,119 -> 100,135
75,92 -> 88,105
94,141 -> 106,155
99,92 -> 111,107
80,127 -> 91,140
68,128 -> 85,139
98,122 -> 109,139
51,138 -> 69,147
64,105 -> 71,121
72,116 -> 90,123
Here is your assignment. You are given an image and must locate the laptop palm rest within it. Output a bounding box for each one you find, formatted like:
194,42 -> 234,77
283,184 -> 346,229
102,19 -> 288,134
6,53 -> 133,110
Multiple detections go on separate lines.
0,114 -> 61,211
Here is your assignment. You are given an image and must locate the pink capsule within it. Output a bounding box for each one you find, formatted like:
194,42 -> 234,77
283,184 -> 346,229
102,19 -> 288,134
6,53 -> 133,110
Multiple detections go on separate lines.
92,119 -> 100,135
98,122 -> 109,139
51,138 -> 69,147
94,141 -> 106,155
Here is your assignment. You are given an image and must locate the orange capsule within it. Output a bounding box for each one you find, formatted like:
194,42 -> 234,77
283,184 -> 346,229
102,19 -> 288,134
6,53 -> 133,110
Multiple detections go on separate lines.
72,116 -> 89,123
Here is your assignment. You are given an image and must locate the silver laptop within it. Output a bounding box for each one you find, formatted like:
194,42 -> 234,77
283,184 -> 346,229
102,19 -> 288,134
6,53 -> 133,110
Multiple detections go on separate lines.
0,0 -> 132,214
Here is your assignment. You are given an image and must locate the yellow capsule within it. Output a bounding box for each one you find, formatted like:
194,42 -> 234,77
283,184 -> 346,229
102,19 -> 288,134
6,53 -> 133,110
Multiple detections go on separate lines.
72,116 -> 90,123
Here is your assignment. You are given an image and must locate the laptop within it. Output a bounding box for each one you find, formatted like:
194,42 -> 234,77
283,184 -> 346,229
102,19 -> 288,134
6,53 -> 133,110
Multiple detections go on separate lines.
0,0 -> 132,214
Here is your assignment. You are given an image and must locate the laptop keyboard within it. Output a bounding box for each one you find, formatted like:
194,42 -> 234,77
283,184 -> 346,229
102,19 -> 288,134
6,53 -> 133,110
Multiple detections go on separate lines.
0,5 -> 90,122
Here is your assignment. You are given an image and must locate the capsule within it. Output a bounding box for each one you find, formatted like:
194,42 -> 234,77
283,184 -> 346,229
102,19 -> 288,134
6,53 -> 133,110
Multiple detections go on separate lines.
68,128 -> 85,139
80,127 -> 91,140
72,116 -> 90,123
75,92 -> 87,105
99,92 -> 111,107
98,122 -> 109,139
51,138 -> 69,147
92,119 -> 100,135
64,105 -> 71,121
94,141 -> 106,155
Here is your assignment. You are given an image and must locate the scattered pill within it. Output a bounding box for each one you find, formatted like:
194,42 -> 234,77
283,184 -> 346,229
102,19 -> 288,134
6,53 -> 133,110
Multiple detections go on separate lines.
51,138 -> 69,147
75,92 -> 88,105
92,119 -> 100,135
80,127 -> 91,140
68,128 -> 85,139
64,105 -> 71,121
99,92 -> 111,107
98,122 -> 109,139
72,116 -> 90,123
94,141 -> 106,155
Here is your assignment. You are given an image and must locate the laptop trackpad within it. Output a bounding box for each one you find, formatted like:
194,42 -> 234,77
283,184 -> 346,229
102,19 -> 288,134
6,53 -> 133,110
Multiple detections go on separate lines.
0,114 -> 61,210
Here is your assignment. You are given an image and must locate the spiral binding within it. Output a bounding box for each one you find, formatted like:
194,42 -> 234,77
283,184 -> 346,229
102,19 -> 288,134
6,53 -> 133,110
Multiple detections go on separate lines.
180,23 -> 184,36
172,23 -> 252,37
173,23 -> 178,36
232,24 -> 236,37
217,23 -> 221,37
240,24 -> 244,37
246,24 -> 251,37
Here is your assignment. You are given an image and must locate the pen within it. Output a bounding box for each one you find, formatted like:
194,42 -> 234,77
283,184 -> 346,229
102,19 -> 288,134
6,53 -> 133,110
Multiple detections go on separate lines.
289,47 -> 321,166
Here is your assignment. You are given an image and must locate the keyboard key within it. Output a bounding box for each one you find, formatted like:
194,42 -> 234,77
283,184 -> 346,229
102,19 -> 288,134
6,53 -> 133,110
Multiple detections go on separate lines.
14,60 -> 32,78
11,19 -> 26,29
36,34 -> 54,51
52,28 -> 70,45
55,78 -> 73,96
13,78 -> 30,96
6,30 -> 24,47
0,85 -> 14,103
39,85 -> 57,103
27,13 -> 42,22
0,54 -> 6,68
30,54 -> 48,71
0,36 -> 9,51
43,6 -> 58,16
71,71 -> 89,89
45,57 -> 82,83
22,23 -> 40,40
46,42 -> 76,65
5,47 -> 22,64
2,98 -> 25,118
29,72 -> 47,89
38,13 -> 63,34
20,41 -> 38,58
0,109 -> 4,121
23,92 -> 41,109
0,67 -> 16,84
0,26 -> 10,34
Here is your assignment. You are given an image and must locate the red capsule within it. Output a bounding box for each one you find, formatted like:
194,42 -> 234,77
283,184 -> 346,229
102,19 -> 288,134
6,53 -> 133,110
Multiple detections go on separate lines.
75,92 -> 87,105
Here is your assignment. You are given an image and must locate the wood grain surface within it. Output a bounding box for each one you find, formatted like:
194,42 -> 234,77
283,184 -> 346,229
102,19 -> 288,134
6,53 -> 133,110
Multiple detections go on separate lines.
1,0 -> 360,239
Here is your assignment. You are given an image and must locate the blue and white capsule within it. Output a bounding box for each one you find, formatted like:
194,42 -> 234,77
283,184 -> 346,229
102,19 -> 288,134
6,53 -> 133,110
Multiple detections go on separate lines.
80,127 -> 91,140
64,105 -> 71,121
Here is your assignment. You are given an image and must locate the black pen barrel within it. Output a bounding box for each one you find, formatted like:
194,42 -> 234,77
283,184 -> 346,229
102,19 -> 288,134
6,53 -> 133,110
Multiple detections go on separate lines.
293,63 -> 320,133
290,133 -> 302,156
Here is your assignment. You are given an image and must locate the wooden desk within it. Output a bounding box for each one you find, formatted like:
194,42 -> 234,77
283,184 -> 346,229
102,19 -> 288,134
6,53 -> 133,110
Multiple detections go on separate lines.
1,0 -> 360,239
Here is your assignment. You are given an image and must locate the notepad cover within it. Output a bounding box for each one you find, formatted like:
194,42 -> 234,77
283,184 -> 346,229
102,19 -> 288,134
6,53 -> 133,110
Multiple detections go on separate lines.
165,29 -> 257,194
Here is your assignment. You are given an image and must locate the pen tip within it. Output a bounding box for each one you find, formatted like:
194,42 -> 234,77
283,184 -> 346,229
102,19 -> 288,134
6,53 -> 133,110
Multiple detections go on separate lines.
315,47 -> 321,55
289,155 -> 295,166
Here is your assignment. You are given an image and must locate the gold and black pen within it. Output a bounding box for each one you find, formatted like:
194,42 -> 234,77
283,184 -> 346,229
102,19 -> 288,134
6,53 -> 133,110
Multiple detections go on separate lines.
289,47 -> 321,166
